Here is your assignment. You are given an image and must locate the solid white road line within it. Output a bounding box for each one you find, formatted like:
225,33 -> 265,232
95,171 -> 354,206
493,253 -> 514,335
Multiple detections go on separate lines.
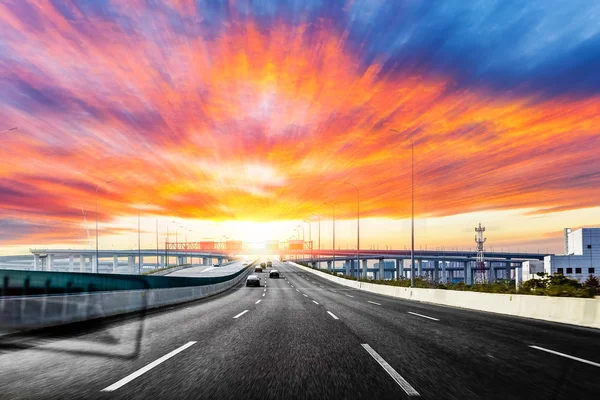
529,345 -> 600,368
255,300 -> 261,304
296,289 -> 299,292
367,301 -> 382,306
327,311 -> 339,320
361,344 -> 420,396
101,341 -> 197,392
233,310 -> 249,319
264,288 -> 266,292
312,300 -> 319,305
262,293 -> 265,297
320,285 -> 324,288
345,294 -> 354,298
407,312 -> 439,321
303,294 -> 308,297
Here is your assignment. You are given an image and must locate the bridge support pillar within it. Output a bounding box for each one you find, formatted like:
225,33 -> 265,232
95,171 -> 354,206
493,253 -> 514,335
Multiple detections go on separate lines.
417,259 -> 422,277
128,256 -> 135,273
33,254 -> 40,271
345,261 -> 351,276
112,255 -> 118,272
395,259 -> 401,280
487,262 -> 494,282
362,259 -> 369,279
160,255 -> 165,267
68,255 -> 74,272
47,254 -> 54,271
441,260 -> 447,283
80,255 -> 86,272
378,259 -> 384,280
466,262 -> 473,284
217,257 -> 223,265
434,260 -> 440,282
327,261 -> 332,271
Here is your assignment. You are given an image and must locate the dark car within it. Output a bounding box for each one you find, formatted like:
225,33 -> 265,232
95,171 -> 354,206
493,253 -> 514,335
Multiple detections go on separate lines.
269,269 -> 280,278
246,275 -> 260,287
267,261 -> 272,268
260,262 -> 266,268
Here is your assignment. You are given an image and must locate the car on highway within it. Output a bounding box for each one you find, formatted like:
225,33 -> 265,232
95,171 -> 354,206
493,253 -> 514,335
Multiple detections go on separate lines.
246,274 -> 261,287
213,263 -> 220,267
267,261 -> 272,268
254,266 -> 263,273
269,269 -> 280,278
260,262 -> 266,268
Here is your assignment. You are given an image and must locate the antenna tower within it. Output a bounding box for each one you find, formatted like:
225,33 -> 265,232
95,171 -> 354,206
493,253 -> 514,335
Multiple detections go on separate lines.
474,222 -> 487,283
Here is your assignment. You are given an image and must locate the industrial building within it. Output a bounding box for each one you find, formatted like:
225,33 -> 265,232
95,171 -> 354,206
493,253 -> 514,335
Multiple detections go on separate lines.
543,228 -> 599,282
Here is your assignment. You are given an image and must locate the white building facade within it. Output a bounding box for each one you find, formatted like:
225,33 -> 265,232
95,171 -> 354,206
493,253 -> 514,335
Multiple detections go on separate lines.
544,228 -> 599,282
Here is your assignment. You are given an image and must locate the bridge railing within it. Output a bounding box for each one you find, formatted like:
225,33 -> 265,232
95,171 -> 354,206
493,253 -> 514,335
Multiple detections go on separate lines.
0,267 -> 249,297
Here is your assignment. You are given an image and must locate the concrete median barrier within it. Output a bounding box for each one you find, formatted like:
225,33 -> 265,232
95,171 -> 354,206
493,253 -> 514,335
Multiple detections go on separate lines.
289,262 -> 600,329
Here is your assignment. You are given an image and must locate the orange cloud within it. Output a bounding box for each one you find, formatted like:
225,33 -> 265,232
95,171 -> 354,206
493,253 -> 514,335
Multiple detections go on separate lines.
0,5 -> 599,246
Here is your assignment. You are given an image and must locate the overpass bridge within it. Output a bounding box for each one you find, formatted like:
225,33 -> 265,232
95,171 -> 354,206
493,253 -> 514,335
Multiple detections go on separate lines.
24,243 -> 548,283
28,248 -> 236,274
293,249 -> 546,284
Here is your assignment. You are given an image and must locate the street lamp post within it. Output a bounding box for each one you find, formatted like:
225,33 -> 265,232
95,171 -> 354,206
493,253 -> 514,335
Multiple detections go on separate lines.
303,220 -> 312,262
391,129 -> 415,288
344,182 -> 360,279
175,225 -> 184,265
310,214 -> 321,260
95,180 -> 113,274
324,202 -> 335,272
156,218 -> 159,269
138,210 -> 141,274
297,225 -> 305,243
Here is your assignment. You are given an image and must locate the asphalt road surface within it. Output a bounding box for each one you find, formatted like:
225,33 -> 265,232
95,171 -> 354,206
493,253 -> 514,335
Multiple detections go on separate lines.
1,260 -> 599,399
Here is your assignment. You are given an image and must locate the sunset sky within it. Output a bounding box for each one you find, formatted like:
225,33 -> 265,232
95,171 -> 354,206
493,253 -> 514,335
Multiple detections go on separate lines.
1,1 -> 599,255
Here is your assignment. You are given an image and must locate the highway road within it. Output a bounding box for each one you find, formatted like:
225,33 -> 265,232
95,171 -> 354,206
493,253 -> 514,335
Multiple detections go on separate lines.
0,260 -> 599,399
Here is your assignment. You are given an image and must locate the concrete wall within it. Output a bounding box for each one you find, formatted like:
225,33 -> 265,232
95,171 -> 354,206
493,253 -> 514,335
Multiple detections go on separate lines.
0,268 -> 249,332
290,262 -> 600,329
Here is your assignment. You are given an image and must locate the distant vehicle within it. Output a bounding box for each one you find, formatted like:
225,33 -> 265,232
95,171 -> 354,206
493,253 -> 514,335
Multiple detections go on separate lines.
267,261 -> 272,268
260,262 -> 266,268
337,272 -> 344,277
254,266 -> 263,273
269,270 -> 280,278
213,263 -> 220,267
246,275 -> 260,287
242,261 -> 249,265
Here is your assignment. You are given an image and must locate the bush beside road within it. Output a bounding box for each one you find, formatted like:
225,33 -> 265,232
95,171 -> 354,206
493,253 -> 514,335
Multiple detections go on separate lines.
298,263 -> 600,298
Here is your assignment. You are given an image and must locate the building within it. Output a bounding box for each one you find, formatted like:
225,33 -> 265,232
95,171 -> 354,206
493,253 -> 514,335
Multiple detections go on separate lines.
544,228 -> 599,282
521,260 -> 545,281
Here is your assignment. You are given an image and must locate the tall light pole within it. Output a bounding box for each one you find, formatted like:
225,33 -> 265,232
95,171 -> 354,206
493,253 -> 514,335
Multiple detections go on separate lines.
391,129 -> 415,287
166,221 -> 178,267
344,182 -> 360,279
310,214 -> 321,259
303,220 -> 312,261
138,209 -> 141,274
324,202 -> 335,272
95,180 -> 113,273
175,225 -> 184,265
297,225 -> 305,241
